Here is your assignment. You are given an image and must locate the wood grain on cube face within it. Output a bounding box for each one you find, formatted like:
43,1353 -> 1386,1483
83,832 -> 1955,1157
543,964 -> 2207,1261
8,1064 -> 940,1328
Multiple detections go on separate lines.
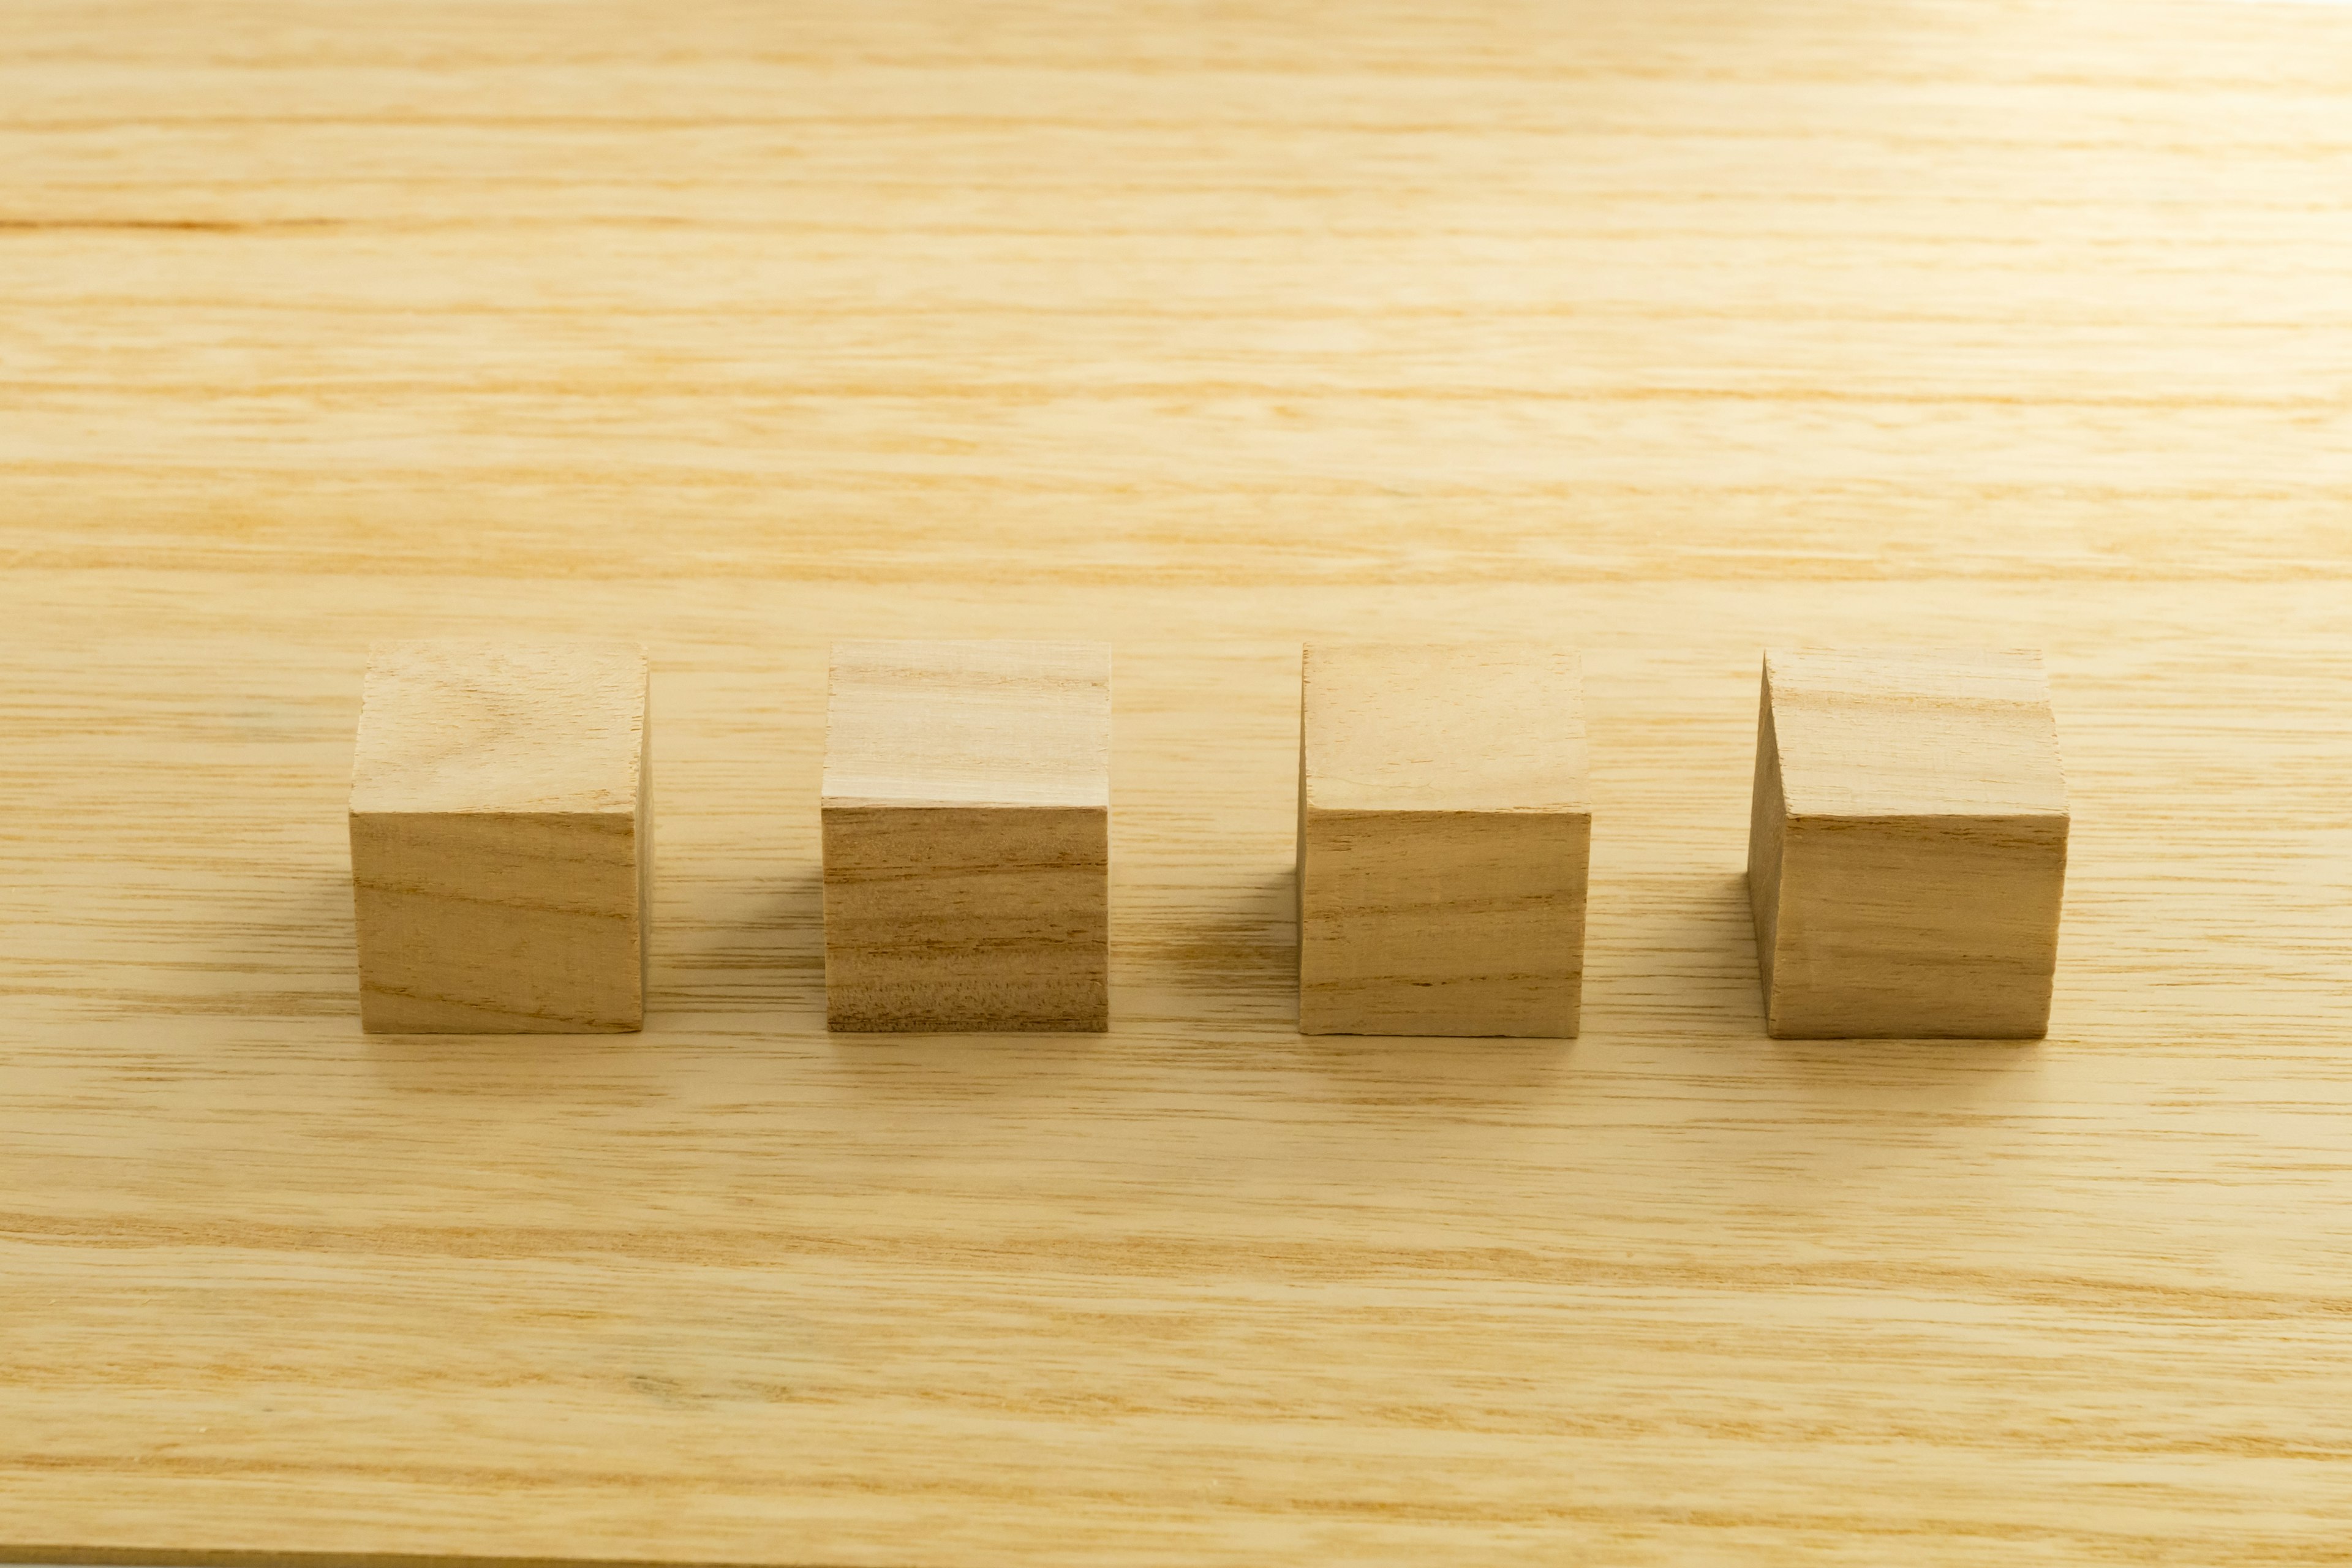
823,640 -> 1114,810
1298,644 -> 1590,1038
348,641 -> 649,1034
821,641 -> 1111,1032
1765,648 -> 2069,820
1748,648 -> 2068,1040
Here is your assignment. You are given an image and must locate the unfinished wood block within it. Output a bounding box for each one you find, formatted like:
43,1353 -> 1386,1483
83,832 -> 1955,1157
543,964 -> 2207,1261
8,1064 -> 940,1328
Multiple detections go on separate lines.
1297,644 -> 1591,1037
1747,647 -> 2068,1039
822,640 -> 1111,1032
349,640 -> 649,1034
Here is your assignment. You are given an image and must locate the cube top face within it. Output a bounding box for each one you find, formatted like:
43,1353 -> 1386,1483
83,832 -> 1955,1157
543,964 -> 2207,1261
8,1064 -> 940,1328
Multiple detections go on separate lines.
351,640 -> 647,817
1303,643 -> 1588,815
823,640 -> 1112,811
1764,647 -> 2066,821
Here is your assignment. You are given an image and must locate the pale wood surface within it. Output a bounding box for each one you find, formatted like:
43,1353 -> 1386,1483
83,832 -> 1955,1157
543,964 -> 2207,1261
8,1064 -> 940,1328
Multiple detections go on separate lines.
351,643 -> 649,820
1299,644 -> 1590,1036
823,642 -> 1114,812
6,0 -> 2352,1562
1302,645 -> 1589,816
1761,649 -> 2068,821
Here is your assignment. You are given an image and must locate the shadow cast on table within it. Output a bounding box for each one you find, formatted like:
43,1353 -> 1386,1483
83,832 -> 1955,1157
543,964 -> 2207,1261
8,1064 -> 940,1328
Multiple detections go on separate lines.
1291,1033 -> 1578,1112
361,846 -> 2040,1118
649,864 -> 823,1015
361,862 -> 825,1097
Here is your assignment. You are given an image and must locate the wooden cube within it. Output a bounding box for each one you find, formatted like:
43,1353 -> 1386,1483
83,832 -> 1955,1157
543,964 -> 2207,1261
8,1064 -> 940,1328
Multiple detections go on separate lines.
349,640 -> 649,1034
1297,644 -> 1591,1037
822,640 -> 1111,1032
1747,647 -> 2069,1039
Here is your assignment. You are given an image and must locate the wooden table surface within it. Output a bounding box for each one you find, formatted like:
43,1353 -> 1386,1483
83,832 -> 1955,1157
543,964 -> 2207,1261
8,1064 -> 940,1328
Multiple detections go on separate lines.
6,1 -> 2351,1562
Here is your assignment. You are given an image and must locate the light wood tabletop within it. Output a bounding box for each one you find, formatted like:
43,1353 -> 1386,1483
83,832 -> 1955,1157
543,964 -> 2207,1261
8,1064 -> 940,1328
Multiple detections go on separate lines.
6,1 -> 2351,1562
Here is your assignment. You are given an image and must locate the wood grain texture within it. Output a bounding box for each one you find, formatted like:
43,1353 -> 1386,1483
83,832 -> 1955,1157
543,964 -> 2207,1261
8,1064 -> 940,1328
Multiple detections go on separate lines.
5,0 -> 2352,1563
350,641 -> 650,1034
1747,647 -> 2069,1040
821,640 -> 1111,1032
1298,644 -> 1589,1036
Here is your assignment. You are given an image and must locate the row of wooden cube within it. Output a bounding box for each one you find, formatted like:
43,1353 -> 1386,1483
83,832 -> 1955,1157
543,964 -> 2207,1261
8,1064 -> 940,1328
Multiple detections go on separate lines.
349,639 -> 2069,1039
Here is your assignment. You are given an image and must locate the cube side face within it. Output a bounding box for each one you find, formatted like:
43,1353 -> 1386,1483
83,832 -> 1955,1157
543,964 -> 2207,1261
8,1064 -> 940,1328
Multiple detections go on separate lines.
1765,813 -> 2067,1039
1299,807 -> 1589,1037
1746,667 -> 1789,1004
823,805 -> 1109,1032
350,810 -> 644,1033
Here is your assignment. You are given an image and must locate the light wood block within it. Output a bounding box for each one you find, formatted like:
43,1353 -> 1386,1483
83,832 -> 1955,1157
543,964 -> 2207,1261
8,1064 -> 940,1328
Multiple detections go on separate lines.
1747,647 -> 2069,1039
1297,644 -> 1591,1037
823,639 -> 1112,1032
349,639 -> 650,1033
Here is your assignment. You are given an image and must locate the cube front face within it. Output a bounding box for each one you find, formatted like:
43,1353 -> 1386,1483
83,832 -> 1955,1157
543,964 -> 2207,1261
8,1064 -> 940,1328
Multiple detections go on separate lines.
349,640 -> 649,1035
352,810 -> 644,1033
1748,648 -> 2068,1040
1299,808 -> 1589,1037
822,805 -> 1109,1031
821,640 -> 1113,1034
1757,813 -> 2068,1039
